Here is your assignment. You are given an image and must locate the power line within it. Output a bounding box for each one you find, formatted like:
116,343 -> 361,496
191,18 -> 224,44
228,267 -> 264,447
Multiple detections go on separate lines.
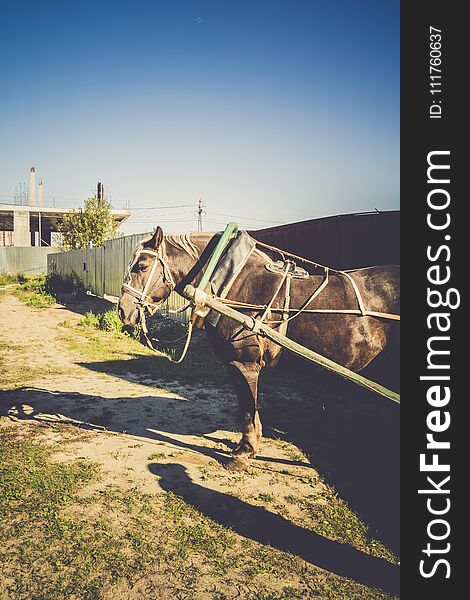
131,204 -> 195,210
204,218 -> 266,229
205,211 -> 283,224
128,218 -> 196,223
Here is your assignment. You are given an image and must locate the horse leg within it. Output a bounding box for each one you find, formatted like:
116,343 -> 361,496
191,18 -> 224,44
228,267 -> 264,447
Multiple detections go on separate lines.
226,361 -> 262,471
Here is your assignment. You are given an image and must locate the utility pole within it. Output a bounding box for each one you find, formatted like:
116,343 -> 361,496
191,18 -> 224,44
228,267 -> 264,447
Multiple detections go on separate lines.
197,198 -> 204,231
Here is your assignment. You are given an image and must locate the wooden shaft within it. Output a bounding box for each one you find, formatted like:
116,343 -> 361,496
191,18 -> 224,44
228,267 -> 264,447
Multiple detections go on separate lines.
183,284 -> 400,405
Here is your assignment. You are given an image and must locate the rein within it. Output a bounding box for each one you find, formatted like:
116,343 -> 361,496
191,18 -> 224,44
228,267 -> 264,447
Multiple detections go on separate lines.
121,245 -> 194,363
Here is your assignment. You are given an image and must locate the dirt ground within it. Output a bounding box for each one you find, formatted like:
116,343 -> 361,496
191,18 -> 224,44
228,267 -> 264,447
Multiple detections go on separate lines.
0,289 -> 400,598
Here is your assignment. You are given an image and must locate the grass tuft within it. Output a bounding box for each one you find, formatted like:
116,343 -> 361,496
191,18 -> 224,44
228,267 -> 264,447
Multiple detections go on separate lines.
79,309 -> 123,333
0,274 -> 20,286
13,275 -> 56,308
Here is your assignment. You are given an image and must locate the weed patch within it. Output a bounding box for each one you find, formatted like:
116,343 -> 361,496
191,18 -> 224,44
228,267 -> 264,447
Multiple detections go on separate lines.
285,492 -> 397,564
13,275 -> 56,308
60,312 -> 229,386
46,272 -> 87,297
0,274 -> 20,286
79,309 -> 123,333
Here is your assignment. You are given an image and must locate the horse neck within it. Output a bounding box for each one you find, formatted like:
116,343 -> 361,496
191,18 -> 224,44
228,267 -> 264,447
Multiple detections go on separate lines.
163,232 -> 214,286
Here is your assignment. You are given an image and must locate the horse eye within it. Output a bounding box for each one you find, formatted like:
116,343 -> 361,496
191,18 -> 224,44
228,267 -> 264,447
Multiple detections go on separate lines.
132,262 -> 148,273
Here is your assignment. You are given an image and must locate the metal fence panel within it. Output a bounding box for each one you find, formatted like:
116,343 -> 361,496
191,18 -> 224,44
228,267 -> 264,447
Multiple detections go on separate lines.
252,211 -> 400,270
47,232 -> 190,323
0,247 -> 56,276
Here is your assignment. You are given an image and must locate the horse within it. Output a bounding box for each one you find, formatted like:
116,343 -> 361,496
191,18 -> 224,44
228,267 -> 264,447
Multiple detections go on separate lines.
118,226 -> 400,471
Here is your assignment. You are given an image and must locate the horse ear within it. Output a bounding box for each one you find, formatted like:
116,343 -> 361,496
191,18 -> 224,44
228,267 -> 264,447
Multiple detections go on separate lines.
145,226 -> 163,250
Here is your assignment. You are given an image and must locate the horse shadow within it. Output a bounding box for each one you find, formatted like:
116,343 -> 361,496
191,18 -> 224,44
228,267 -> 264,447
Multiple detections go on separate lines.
0,380 -> 400,594
75,349 -> 401,554
259,359 -> 400,555
150,462 -> 399,595
0,347 -> 400,556
85,353 -> 399,554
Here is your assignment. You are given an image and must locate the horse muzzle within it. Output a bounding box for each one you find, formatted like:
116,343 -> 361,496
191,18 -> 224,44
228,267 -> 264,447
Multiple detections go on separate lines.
117,295 -> 140,326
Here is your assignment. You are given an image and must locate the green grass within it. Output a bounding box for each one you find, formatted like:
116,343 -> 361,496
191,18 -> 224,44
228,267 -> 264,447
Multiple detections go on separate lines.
285,492 -> 397,564
258,492 -> 276,503
0,274 -> 20,286
13,275 -> 56,308
0,424 -> 219,598
10,273 -> 89,309
58,316 -> 155,362
0,422 -> 398,599
80,309 -> 124,333
59,312 -> 230,387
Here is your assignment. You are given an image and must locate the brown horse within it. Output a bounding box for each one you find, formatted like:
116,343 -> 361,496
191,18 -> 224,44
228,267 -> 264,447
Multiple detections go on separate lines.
118,227 -> 400,471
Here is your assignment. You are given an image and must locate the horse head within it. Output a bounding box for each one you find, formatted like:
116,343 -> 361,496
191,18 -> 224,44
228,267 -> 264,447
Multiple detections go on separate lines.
118,226 -> 174,326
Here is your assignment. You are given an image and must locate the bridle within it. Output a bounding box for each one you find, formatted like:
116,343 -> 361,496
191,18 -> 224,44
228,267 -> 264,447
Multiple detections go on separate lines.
120,243 -> 194,364
121,245 -> 176,316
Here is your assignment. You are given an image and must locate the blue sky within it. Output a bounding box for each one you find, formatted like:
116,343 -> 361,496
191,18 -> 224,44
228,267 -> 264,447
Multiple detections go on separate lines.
0,0 -> 399,233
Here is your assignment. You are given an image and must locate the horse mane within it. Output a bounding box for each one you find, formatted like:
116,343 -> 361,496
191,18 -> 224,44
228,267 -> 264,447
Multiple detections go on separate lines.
163,232 -> 202,263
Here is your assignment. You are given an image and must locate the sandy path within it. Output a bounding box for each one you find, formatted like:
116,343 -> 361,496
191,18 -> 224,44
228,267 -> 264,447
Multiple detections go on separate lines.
0,291 -> 401,597
0,292 -> 323,504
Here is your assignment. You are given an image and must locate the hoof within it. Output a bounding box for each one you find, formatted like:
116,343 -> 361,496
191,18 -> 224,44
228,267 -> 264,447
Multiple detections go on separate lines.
225,457 -> 249,472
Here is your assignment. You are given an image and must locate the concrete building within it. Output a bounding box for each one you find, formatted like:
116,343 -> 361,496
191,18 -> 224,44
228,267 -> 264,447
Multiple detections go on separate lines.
2,167 -> 131,246
0,204 -> 131,247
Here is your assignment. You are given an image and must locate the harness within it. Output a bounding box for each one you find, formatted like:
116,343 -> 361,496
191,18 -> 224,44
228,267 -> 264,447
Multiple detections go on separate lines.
121,226 -> 400,365
217,242 -> 400,323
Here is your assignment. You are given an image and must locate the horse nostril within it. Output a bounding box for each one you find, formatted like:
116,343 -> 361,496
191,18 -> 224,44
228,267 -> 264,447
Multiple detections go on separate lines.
118,305 -> 131,324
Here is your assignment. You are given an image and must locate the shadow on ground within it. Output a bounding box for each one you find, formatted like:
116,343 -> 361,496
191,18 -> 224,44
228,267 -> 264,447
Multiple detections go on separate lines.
150,462 -> 399,595
261,369 -> 399,555
0,346 -> 400,558
0,381 -> 400,595
54,293 -> 116,317
76,345 -> 400,556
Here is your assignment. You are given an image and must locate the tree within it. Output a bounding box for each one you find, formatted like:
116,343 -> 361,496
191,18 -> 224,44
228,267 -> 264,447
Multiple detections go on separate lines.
59,197 -> 120,250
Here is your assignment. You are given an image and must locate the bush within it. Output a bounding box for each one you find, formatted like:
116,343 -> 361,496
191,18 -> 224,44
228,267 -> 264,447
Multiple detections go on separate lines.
14,276 -> 56,308
98,310 -> 123,332
21,275 -> 47,293
80,311 -> 100,328
80,310 -> 123,333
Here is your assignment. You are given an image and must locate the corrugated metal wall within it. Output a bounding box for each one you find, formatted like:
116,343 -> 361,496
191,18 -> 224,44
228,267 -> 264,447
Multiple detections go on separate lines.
252,211 -> 400,270
47,233 -> 190,322
0,247 -> 56,275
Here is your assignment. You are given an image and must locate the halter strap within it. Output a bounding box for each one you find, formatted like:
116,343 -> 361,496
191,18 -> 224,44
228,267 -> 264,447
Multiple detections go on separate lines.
121,242 -> 194,365
121,243 -> 175,305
